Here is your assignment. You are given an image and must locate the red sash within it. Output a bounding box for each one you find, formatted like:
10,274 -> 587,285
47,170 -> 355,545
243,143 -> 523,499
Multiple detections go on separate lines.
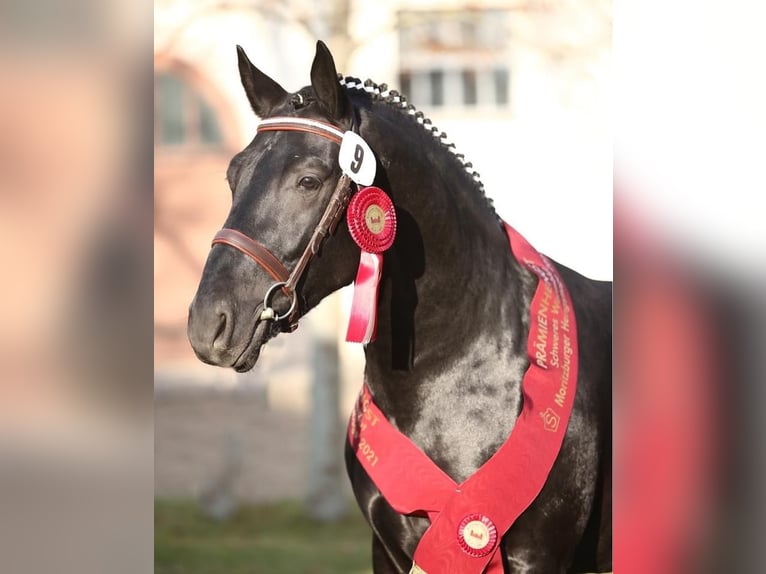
348,222 -> 578,573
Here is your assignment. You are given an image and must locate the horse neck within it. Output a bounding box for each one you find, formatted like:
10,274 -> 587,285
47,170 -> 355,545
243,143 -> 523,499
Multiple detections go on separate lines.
357,103 -> 534,428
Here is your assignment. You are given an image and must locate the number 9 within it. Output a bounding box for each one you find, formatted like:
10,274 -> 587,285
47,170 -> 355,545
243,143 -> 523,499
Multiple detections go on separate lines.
349,143 -> 364,174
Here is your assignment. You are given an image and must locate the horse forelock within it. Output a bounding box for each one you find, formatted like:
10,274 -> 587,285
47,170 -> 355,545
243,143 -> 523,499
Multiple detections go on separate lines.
338,75 -> 500,224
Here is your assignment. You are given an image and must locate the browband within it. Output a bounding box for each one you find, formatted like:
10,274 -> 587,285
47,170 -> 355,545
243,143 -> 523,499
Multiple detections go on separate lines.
256,117 -> 345,144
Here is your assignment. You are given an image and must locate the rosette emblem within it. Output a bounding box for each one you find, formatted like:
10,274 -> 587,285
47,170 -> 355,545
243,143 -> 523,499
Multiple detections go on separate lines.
457,514 -> 498,558
347,187 -> 397,253
345,186 -> 397,343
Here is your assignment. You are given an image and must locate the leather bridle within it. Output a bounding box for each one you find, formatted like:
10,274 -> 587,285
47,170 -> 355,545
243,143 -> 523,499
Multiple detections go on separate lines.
211,117 -> 356,332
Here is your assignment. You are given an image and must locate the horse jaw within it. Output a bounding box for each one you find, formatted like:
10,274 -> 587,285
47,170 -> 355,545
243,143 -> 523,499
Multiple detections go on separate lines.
231,317 -> 281,372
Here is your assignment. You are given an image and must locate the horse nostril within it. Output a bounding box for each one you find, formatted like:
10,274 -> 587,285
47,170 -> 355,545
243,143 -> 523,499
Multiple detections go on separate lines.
213,314 -> 226,342
211,304 -> 234,350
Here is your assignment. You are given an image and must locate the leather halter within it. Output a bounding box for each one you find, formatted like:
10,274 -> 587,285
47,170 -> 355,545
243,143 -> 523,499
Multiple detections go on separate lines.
211,117 -> 356,331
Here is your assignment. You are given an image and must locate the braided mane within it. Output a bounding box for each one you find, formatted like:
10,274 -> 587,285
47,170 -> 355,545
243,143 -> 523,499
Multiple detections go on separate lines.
338,75 -> 499,221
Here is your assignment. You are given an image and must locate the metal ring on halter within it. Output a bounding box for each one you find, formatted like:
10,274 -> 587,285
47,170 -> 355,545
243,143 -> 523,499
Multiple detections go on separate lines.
260,281 -> 298,322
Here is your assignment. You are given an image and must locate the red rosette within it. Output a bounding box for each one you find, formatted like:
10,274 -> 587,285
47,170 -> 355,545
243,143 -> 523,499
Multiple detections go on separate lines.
347,186 -> 396,254
456,514 -> 498,558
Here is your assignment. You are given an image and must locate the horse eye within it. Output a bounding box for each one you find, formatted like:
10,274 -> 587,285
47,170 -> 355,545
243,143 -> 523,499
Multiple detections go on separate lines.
297,175 -> 322,191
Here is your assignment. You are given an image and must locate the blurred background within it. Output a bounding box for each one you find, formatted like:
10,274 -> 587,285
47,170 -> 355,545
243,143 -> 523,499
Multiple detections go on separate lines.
153,0 -> 610,571
0,0 -> 153,573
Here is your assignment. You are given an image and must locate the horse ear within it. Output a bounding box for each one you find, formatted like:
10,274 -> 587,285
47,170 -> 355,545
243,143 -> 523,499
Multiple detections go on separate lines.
237,45 -> 288,117
310,40 -> 350,122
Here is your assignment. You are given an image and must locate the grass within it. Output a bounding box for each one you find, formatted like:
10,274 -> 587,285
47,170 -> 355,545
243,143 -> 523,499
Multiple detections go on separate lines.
155,498 -> 373,574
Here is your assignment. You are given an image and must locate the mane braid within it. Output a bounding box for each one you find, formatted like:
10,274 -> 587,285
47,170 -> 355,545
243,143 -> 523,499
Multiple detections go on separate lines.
338,75 -> 499,222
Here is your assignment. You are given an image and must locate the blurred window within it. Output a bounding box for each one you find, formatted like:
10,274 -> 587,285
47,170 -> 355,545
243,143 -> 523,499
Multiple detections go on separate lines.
155,71 -> 224,149
398,9 -> 512,111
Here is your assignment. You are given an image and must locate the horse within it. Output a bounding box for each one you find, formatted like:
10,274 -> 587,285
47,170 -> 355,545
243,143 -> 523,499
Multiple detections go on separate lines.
188,41 -> 612,573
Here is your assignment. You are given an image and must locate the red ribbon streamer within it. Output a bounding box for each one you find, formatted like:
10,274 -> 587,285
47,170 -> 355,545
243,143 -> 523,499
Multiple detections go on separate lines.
346,251 -> 383,343
345,187 -> 396,344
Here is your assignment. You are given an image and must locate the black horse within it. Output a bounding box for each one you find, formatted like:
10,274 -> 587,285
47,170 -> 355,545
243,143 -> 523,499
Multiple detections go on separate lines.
188,41 -> 611,573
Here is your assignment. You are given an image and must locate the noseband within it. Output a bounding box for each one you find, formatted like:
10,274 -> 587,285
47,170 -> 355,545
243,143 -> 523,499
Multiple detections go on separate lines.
211,117 -> 356,331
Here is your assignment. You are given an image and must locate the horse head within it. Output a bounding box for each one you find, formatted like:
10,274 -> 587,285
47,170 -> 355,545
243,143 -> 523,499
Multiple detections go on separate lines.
188,41 -> 361,371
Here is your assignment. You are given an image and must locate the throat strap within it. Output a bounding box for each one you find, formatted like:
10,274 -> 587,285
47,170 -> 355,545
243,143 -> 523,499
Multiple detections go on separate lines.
348,222 -> 579,573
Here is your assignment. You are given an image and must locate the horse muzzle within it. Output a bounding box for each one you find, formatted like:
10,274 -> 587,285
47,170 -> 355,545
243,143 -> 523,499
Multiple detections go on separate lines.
187,293 -> 285,372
